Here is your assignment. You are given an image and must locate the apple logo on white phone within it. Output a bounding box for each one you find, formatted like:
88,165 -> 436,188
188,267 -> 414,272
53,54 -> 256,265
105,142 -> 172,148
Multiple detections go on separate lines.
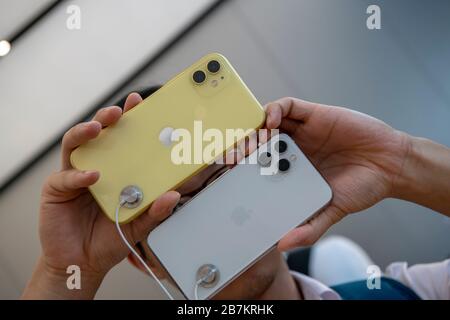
230,206 -> 252,226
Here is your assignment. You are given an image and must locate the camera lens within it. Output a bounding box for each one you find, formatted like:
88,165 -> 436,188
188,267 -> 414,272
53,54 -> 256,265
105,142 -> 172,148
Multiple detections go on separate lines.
274,140 -> 288,154
257,152 -> 272,167
278,159 -> 290,172
207,60 -> 220,73
193,70 -> 206,84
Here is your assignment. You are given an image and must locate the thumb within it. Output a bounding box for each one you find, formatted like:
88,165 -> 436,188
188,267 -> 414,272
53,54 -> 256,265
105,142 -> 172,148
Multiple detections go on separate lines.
129,191 -> 180,242
277,204 -> 345,251
265,97 -> 316,130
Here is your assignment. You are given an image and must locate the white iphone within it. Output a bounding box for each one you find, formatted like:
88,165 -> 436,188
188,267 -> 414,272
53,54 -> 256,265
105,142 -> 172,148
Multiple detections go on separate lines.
147,134 -> 332,300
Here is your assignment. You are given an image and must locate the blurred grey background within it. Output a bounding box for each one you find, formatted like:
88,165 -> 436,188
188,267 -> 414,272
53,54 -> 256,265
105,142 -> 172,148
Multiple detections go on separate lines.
0,0 -> 449,299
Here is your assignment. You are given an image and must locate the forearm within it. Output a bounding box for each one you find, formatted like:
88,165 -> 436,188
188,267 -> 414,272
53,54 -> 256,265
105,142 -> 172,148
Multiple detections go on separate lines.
393,134 -> 450,216
21,256 -> 104,300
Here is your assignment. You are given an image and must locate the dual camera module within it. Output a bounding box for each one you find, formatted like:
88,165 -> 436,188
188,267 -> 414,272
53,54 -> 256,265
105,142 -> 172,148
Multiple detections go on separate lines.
258,140 -> 291,173
193,60 -> 221,84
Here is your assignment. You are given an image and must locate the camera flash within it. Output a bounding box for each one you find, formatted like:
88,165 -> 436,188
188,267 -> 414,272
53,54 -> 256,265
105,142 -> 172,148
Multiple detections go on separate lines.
211,79 -> 219,87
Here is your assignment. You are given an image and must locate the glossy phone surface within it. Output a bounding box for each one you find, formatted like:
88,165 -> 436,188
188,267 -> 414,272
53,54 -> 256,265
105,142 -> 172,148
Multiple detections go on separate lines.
70,53 -> 265,223
147,134 -> 332,300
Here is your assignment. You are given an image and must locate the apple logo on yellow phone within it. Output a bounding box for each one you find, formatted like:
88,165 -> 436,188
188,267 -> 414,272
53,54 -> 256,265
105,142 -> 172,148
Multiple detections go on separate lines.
159,127 -> 175,147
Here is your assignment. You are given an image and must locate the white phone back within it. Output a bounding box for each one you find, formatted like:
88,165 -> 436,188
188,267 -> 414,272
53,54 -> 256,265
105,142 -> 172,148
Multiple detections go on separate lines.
147,134 -> 332,299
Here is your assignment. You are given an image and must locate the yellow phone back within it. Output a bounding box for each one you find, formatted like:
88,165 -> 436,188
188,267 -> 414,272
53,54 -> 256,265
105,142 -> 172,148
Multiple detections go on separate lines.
70,53 -> 265,223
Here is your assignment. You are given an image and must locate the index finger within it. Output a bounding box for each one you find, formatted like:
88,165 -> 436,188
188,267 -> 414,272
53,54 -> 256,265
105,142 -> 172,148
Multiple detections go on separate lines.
61,121 -> 102,170
123,92 -> 143,113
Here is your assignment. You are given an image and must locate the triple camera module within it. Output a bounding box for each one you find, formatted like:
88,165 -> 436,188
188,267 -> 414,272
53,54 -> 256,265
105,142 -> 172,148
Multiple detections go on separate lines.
258,140 -> 291,173
192,60 -> 221,84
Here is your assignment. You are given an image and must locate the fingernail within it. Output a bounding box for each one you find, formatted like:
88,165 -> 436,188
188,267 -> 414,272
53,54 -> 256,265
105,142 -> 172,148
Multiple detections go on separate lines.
166,192 -> 180,209
108,105 -> 122,112
83,170 -> 99,177
86,121 -> 101,129
172,192 -> 181,205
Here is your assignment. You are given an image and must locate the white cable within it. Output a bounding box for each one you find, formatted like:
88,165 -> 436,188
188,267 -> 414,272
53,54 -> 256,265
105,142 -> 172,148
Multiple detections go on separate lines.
115,200 -> 175,300
194,268 -> 217,300
194,279 -> 203,301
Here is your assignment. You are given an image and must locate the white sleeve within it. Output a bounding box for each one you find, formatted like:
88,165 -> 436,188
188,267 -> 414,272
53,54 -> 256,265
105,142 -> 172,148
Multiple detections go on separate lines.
384,259 -> 450,300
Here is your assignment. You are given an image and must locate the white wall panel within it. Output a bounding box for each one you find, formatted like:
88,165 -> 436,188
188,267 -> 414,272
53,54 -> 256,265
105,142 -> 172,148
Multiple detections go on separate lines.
0,0 -> 213,186
0,0 -> 54,39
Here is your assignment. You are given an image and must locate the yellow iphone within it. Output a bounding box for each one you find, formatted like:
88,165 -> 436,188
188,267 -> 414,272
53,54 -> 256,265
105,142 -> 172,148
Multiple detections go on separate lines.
70,53 -> 265,223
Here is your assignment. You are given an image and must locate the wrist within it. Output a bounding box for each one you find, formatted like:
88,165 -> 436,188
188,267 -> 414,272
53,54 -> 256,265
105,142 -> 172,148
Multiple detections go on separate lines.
391,132 -> 418,200
392,134 -> 450,215
22,256 -> 105,300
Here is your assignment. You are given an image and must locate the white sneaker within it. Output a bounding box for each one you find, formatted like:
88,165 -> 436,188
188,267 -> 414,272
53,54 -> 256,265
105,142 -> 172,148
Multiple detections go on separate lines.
309,235 -> 375,286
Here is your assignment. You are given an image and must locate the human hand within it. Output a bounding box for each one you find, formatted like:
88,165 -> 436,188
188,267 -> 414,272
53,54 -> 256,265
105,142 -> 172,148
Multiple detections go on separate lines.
265,97 -> 412,250
22,93 -> 180,299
